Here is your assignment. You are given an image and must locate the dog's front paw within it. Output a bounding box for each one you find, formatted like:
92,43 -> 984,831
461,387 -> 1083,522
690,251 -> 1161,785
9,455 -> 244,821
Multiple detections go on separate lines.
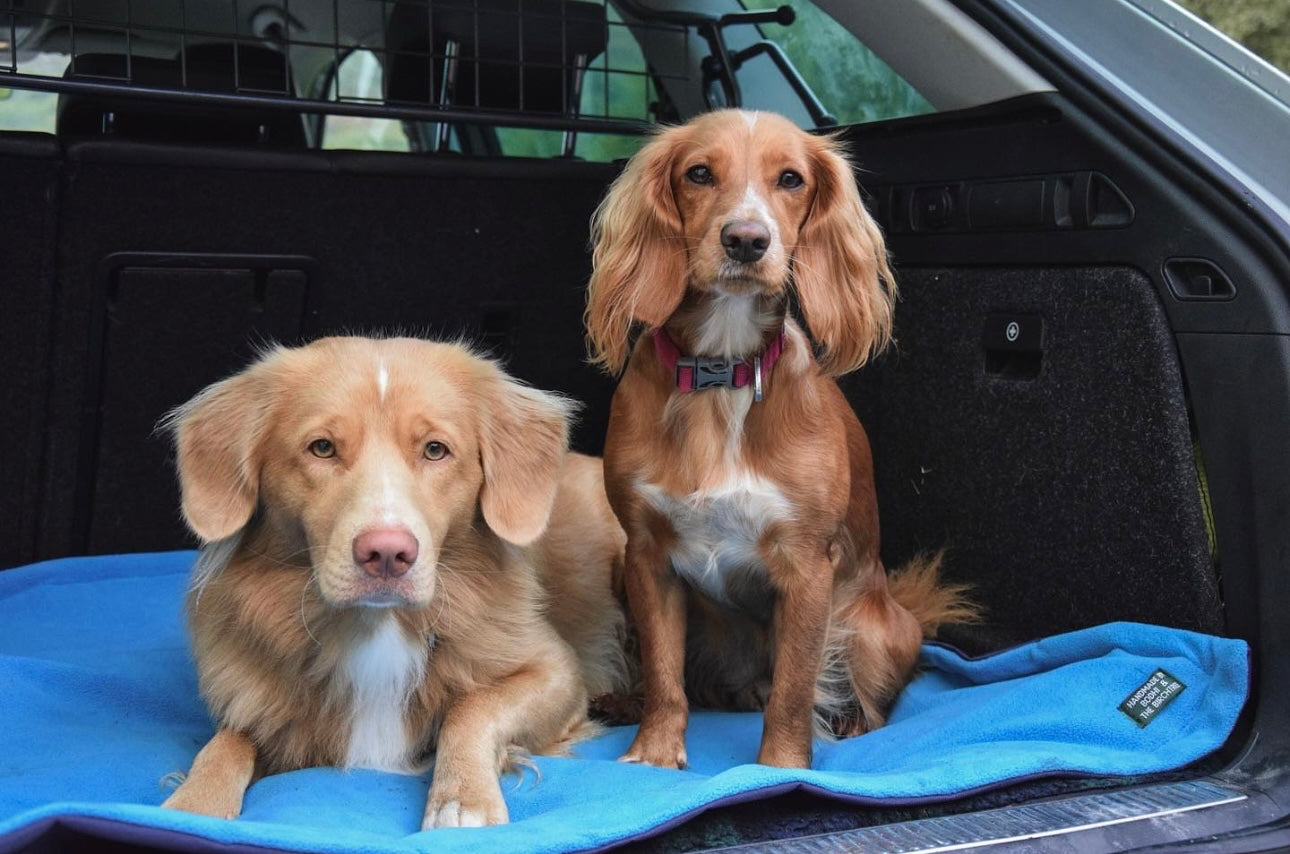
756,737 -> 812,769
161,778 -> 244,820
619,728 -> 688,770
423,776 -> 508,829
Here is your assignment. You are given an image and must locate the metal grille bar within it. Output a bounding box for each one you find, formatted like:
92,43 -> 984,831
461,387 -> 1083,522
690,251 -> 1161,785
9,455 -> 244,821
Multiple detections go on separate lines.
0,67 -> 652,133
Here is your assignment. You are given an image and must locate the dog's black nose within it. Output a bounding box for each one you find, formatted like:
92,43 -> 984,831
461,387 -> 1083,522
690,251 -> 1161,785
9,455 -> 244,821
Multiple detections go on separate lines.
721,220 -> 771,263
353,527 -> 419,579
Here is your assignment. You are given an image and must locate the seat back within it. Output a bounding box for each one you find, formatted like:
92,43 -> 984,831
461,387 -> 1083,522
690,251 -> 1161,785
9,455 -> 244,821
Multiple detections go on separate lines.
386,0 -> 607,114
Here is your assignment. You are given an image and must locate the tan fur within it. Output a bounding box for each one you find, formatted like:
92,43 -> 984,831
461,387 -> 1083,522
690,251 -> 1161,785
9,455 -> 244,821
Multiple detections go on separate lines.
159,337 -> 628,828
533,453 -> 632,698
161,729 -> 257,820
585,110 -> 895,378
584,110 -> 976,771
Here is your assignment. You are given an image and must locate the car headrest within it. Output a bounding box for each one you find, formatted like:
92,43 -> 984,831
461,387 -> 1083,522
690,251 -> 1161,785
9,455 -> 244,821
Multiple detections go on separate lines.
385,0 -> 608,113
57,44 -> 306,148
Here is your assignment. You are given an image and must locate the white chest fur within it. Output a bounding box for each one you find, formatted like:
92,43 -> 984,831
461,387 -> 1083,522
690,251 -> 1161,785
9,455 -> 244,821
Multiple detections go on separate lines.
340,616 -> 428,772
639,473 -> 790,614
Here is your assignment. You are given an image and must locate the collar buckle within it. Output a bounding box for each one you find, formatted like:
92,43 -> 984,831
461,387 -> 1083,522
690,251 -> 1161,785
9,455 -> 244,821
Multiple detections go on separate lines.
677,356 -> 736,390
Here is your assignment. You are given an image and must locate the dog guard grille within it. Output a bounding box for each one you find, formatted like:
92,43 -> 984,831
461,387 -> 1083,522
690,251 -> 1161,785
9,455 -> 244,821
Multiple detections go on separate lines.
0,0 -> 701,139
2,0 -> 826,147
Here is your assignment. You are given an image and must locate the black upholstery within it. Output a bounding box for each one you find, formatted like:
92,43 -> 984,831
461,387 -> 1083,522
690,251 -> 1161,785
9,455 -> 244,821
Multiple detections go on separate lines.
845,266 -> 1223,652
36,140 -> 617,560
0,134 -> 59,569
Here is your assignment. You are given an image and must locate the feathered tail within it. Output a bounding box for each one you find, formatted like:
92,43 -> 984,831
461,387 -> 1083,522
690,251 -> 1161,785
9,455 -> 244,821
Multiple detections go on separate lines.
887,550 -> 981,636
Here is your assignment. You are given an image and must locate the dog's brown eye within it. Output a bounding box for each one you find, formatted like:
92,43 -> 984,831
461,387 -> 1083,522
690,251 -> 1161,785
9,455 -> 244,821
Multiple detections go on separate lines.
685,165 -> 713,185
308,438 -> 335,459
424,441 -> 449,461
778,170 -> 804,189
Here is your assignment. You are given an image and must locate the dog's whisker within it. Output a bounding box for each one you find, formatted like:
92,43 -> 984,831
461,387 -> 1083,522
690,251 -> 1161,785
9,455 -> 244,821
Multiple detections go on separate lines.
238,542 -> 316,570
427,587 -> 451,634
299,578 -> 322,648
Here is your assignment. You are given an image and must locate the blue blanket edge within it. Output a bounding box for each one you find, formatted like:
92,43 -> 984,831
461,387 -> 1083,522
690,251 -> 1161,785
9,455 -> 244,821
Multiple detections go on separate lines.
0,552 -> 1252,854
0,768 -> 1127,854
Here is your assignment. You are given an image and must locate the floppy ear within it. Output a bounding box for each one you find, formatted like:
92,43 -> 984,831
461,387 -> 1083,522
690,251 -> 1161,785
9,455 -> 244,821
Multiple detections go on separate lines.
584,126 -> 691,374
477,369 -> 575,545
160,355 -> 276,542
792,134 -> 896,377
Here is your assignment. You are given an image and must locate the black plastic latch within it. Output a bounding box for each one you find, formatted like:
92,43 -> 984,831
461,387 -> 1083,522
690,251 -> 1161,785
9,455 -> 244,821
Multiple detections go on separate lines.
911,184 -> 958,231
1163,258 -> 1236,301
983,313 -> 1045,352
983,313 -> 1045,379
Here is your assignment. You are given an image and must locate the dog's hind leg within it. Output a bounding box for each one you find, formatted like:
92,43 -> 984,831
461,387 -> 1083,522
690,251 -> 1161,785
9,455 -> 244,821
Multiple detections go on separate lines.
162,728 -> 258,819
833,583 -> 924,737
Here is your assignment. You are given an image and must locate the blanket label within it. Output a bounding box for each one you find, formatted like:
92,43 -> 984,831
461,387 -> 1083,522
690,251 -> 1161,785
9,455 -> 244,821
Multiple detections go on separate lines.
1120,669 -> 1186,727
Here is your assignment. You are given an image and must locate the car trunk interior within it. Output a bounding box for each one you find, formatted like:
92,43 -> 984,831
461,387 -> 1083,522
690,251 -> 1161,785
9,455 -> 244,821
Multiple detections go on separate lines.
2,0 -> 1289,849
0,92 -> 1244,649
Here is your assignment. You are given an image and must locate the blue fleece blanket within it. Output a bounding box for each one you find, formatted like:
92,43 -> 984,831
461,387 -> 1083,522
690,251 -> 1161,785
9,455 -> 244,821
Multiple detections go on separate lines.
0,552 -> 1248,854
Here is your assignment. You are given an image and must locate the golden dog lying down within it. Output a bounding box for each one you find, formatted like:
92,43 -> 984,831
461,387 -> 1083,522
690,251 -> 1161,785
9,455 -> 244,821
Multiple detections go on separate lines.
160,336 -> 627,828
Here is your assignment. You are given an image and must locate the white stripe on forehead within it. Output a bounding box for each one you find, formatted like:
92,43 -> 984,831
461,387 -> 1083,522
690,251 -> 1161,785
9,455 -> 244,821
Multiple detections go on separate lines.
377,357 -> 389,402
742,110 -> 759,131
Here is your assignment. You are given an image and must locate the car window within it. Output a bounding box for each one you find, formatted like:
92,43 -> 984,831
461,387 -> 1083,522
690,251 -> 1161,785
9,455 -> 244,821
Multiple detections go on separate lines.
322,50 -> 411,152
739,0 -> 934,124
0,52 -> 67,132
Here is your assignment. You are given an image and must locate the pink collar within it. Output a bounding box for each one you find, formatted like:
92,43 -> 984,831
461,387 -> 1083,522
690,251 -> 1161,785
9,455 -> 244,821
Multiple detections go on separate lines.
652,327 -> 786,402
